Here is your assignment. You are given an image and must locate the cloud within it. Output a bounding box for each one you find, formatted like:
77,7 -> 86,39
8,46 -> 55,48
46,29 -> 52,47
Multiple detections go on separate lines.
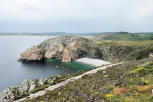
0,0 -> 124,20
0,0 -> 153,32
1,0 -> 153,21
124,0 -> 153,21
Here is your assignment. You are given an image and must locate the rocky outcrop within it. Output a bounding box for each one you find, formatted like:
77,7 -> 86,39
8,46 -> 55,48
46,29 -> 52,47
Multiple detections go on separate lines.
44,44 -> 64,59
0,77 -> 55,102
19,36 -> 153,63
0,87 -> 16,102
19,36 -> 82,62
19,46 -> 43,62
0,80 -> 39,102
62,42 -> 78,62
19,36 -> 106,63
19,80 -> 37,93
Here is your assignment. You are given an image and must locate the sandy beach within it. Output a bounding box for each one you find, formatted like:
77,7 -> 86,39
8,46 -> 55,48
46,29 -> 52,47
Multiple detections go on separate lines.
75,57 -> 111,67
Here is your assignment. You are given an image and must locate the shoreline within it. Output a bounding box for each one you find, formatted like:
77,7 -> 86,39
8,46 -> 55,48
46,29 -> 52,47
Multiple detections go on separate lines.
15,63 -> 122,102
75,57 -> 111,67
0,36 -> 58,38
0,35 -> 94,38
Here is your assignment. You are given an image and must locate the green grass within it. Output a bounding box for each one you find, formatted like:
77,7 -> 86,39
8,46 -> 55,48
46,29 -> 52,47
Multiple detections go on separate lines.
22,58 -> 153,102
15,37 -> 153,102
14,70 -> 88,100
96,34 -> 153,41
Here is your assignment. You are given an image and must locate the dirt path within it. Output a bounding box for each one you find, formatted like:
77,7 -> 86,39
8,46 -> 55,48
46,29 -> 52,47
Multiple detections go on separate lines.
16,63 -> 122,102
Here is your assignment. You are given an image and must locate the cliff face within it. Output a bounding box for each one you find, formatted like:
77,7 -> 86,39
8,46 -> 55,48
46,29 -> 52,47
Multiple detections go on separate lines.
18,36 -> 106,62
1,36 -> 153,101
20,46 -> 43,62
19,36 -> 81,62
19,36 -> 153,63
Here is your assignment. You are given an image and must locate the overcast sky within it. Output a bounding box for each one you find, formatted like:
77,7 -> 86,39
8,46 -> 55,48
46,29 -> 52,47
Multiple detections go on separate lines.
0,0 -> 153,33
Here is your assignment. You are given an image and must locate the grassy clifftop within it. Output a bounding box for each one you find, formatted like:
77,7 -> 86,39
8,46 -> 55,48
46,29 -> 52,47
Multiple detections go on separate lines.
21,39 -> 153,102
79,38 -> 153,61
15,37 -> 153,102
23,58 -> 153,102
19,36 -> 153,63
96,33 -> 153,41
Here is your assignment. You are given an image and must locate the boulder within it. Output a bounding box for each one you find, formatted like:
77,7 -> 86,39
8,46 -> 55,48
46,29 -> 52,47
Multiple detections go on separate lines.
18,80 -> 37,93
38,78 -> 48,86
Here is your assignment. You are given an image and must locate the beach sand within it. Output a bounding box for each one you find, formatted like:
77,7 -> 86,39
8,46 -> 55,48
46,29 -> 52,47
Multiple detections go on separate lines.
75,57 -> 111,67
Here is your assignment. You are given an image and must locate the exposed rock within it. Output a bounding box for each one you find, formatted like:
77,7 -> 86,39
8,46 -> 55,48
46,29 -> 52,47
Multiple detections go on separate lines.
19,36 -> 81,62
149,53 -> 153,57
19,46 -> 43,62
62,42 -> 78,62
19,36 -> 153,63
0,87 -> 18,102
38,78 -> 48,86
0,78 -> 53,102
44,50 -> 56,59
104,75 -> 108,78
44,44 -> 64,59
18,80 -> 37,93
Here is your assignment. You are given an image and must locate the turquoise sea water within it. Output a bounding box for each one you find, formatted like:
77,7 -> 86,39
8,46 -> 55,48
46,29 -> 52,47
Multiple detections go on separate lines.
0,36 -> 95,91
45,59 -> 94,71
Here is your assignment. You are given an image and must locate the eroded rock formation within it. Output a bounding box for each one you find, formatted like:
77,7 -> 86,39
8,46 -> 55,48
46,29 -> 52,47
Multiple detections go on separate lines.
19,36 -> 83,62
19,46 -> 43,62
19,36 -> 153,63
0,77 -> 55,102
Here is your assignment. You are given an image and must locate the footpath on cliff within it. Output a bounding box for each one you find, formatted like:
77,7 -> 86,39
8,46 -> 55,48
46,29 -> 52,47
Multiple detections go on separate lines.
15,62 -> 123,102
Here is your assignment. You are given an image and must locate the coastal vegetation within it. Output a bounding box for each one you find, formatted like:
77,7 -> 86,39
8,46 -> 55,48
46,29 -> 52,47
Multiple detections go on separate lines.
96,33 -> 153,41
18,36 -> 153,102
19,36 -> 153,63
23,58 -> 153,102
1,35 -> 153,102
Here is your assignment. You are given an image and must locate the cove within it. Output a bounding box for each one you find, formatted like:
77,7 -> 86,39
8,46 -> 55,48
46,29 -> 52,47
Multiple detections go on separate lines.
0,36 -> 95,92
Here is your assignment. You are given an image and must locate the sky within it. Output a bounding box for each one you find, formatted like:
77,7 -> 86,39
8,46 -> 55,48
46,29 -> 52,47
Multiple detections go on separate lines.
0,0 -> 153,33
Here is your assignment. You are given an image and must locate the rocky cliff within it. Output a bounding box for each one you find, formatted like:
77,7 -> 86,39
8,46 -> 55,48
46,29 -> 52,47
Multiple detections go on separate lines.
0,78 -> 52,102
19,36 -> 153,63
19,36 -> 81,62
1,36 -> 153,101
0,72 -> 85,102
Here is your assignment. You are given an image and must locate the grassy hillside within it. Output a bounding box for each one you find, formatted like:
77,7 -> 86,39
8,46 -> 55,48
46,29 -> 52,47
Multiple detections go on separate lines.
19,39 -> 153,102
23,58 -> 153,102
12,37 -> 153,102
96,33 -> 153,41
83,38 -> 153,61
